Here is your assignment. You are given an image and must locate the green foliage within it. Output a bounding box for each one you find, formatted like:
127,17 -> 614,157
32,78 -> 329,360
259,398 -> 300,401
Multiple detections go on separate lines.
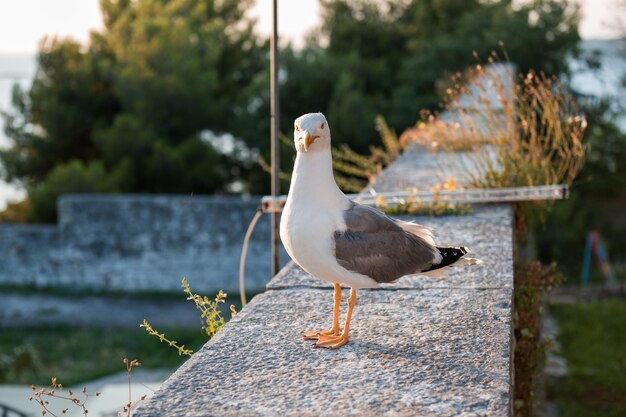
1,0 -> 582,222
181,277 -> 229,339
29,160 -> 120,222
538,102 -> 626,276
1,0 -> 265,222
0,326 -> 206,386
1,39 -> 118,185
0,344 -> 41,383
142,278 -> 233,356
280,0 -> 580,155
547,301 -> 626,417
513,261 -> 564,417
100,0 -> 266,140
332,116 -> 404,192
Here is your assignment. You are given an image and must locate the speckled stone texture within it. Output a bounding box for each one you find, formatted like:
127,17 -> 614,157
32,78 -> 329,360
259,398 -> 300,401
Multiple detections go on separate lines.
135,144 -> 514,416
135,287 -> 512,417
0,195 -> 288,293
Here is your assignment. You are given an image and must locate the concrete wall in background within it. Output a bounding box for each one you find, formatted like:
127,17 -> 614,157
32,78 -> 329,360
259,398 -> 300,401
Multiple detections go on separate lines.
0,195 -> 286,294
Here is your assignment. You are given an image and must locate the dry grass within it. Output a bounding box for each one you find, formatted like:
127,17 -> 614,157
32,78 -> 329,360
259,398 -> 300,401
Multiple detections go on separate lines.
403,48 -> 587,192
332,116 -> 407,192
29,359 -> 146,417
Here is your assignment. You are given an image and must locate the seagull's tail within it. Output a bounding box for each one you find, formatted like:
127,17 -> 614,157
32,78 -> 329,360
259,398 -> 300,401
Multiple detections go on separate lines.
420,246 -> 482,278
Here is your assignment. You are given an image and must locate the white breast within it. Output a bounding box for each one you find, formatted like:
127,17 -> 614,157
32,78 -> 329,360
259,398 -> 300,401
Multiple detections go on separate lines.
280,202 -> 376,288
279,148 -> 379,288
281,201 -> 343,282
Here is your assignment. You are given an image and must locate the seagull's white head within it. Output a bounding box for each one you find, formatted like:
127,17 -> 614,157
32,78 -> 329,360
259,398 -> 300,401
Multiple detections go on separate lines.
293,113 -> 330,153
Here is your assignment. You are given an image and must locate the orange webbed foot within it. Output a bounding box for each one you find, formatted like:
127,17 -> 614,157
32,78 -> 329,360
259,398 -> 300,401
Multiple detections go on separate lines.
302,328 -> 340,340
312,333 -> 349,349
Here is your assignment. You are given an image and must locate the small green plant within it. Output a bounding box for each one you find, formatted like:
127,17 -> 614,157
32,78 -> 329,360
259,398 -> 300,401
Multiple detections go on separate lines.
142,278 -> 234,356
141,320 -> 194,357
182,277 -> 229,339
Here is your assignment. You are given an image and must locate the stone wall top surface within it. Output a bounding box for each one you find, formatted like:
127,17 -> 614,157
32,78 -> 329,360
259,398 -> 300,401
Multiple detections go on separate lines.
365,143 -> 482,192
135,285 -> 512,417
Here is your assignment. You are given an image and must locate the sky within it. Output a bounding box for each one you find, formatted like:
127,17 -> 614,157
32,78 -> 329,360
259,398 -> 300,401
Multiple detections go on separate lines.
0,0 -> 320,53
0,0 -> 623,53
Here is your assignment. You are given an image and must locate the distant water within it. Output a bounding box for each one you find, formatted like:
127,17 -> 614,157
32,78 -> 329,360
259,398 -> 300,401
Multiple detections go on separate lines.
0,53 -> 35,209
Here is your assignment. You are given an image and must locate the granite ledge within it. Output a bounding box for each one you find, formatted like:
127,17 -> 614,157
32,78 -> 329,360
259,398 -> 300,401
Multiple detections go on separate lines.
135,286 -> 512,417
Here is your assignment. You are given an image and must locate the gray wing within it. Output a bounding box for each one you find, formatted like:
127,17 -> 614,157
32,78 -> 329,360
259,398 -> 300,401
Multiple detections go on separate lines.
333,202 -> 439,283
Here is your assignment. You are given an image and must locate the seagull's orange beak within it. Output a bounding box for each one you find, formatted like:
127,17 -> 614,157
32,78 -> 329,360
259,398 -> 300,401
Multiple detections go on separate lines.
303,130 -> 320,152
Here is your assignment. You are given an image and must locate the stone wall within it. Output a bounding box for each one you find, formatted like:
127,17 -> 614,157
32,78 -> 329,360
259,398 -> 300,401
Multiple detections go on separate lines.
0,224 -> 60,285
0,195 -> 286,293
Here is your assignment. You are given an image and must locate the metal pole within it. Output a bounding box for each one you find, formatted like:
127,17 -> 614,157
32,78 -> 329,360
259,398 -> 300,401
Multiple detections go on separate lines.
270,0 -> 280,276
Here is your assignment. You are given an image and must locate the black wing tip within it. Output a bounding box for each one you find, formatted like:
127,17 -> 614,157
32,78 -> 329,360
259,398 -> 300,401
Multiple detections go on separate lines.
423,246 -> 468,272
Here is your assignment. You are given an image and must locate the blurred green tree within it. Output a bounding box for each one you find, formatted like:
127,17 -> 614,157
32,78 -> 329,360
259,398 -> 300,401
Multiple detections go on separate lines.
281,0 -> 581,153
1,0 -> 266,221
538,101 -> 626,277
1,0 -> 583,221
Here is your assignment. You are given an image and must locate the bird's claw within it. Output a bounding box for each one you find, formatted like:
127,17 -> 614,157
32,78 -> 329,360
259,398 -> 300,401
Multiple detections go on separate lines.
302,328 -> 340,340
312,333 -> 349,350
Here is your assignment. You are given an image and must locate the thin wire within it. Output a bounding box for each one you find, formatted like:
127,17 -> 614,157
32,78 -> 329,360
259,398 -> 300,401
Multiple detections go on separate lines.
239,208 -> 264,306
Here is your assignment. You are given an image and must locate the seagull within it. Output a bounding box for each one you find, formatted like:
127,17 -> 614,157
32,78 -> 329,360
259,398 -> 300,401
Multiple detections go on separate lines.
280,112 -> 480,349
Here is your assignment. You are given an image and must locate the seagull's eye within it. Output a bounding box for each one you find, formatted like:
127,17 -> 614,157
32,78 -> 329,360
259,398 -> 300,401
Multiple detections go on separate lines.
320,123 -> 325,129
295,125 -> 300,132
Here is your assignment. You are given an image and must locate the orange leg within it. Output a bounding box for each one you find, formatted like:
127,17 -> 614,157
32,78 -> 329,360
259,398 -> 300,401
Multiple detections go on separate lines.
314,287 -> 357,349
302,283 -> 342,340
